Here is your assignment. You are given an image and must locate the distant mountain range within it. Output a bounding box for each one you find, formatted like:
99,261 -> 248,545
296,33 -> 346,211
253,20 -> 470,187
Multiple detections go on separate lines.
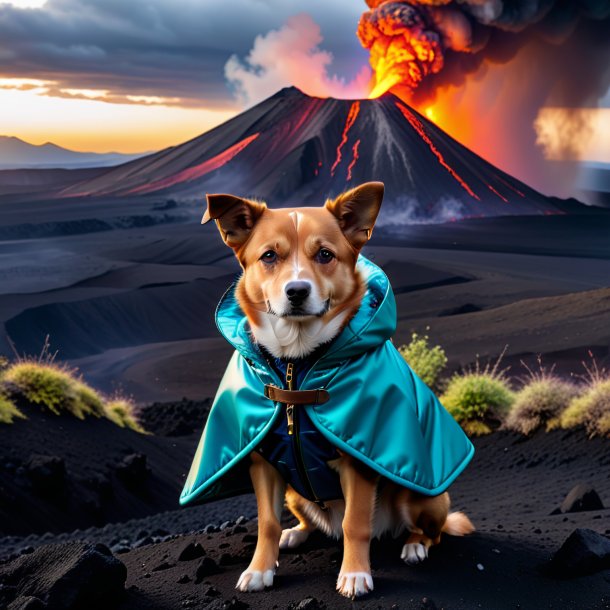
0,136 -> 150,170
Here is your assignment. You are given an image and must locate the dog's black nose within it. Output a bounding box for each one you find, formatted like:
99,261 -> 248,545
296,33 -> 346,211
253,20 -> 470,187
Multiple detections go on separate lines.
285,281 -> 311,305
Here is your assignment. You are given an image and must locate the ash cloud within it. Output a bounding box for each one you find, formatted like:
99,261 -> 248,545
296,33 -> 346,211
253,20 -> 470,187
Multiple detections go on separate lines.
359,0 -> 610,199
359,0 -> 610,106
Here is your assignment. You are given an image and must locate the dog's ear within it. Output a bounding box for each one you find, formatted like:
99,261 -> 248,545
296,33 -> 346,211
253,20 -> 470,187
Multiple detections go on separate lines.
325,181 -> 384,250
202,194 -> 267,249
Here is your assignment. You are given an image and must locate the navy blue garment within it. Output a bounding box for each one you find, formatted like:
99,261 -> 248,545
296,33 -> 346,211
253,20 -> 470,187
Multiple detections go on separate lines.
256,345 -> 342,503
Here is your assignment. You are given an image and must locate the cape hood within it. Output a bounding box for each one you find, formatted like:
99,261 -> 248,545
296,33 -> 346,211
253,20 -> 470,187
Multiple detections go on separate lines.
180,256 -> 474,505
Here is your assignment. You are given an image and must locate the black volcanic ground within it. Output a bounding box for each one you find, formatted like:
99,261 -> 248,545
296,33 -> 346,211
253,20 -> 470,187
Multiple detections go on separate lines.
0,402 -> 609,609
0,87 -> 609,608
0,197 -> 608,401
0,202 -> 609,607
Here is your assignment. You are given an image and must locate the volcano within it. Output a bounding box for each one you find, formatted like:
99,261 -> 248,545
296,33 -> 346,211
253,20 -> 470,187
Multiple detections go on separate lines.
57,87 -> 571,221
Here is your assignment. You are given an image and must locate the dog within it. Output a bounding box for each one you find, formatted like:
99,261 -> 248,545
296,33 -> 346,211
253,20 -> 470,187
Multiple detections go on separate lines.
182,181 -> 474,599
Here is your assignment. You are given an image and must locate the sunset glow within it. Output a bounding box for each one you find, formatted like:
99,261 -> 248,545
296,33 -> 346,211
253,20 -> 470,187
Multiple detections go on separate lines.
0,86 -> 236,154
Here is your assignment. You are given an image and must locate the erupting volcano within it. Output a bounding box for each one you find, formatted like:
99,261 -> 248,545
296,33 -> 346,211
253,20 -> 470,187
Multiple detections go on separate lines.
58,87 -> 574,222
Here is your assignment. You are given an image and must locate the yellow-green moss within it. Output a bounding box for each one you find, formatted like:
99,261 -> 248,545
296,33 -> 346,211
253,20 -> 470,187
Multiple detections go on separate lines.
398,332 -> 447,389
506,377 -> 579,435
105,398 -> 146,433
3,361 -> 104,419
0,393 -> 25,424
441,373 -> 515,436
560,379 -> 610,438
74,380 -> 106,418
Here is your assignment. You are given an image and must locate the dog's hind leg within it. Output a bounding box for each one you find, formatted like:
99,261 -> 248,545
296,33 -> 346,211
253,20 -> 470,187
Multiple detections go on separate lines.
397,490 -> 473,565
397,489 -> 448,565
280,487 -> 316,549
236,452 -> 286,592
336,454 -> 378,598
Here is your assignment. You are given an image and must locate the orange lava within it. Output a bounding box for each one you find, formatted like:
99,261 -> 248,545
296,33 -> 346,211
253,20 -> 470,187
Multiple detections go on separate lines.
497,175 -> 526,197
331,101 -> 361,176
359,4 -> 443,99
347,139 -> 361,181
129,133 -> 260,195
487,183 -> 509,203
369,73 -> 402,99
396,101 -> 479,200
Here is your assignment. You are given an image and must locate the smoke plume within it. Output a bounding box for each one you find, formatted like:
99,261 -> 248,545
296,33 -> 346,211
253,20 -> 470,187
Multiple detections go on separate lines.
359,0 -> 610,199
225,14 -> 371,106
358,0 -> 610,104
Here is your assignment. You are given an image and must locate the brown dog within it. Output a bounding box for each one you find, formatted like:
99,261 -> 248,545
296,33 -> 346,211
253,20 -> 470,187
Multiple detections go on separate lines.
203,182 -> 474,598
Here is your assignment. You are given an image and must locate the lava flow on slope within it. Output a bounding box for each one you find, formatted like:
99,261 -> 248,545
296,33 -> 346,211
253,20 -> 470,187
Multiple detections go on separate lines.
58,87 -> 570,222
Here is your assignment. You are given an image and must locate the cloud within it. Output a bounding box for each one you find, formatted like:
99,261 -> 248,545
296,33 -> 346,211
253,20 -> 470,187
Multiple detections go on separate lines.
225,14 -> 371,105
0,0 -> 368,108
534,108 -> 596,161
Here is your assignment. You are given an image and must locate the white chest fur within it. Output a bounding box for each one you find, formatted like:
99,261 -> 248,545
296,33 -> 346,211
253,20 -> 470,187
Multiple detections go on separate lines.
251,311 -> 348,359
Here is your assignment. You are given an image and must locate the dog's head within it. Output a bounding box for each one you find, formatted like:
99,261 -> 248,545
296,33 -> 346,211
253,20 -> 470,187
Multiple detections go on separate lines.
203,182 -> 384,358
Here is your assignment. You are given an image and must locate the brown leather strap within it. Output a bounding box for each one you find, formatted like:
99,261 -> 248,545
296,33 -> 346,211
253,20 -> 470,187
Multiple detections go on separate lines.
264,385 -> 329,405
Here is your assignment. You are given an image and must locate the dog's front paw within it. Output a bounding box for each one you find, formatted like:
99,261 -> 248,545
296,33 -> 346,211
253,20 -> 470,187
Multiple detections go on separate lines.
336,571 -> 373,598
235,568 -> 275,592
401,542 -> 428,565
279,526 -> 310,549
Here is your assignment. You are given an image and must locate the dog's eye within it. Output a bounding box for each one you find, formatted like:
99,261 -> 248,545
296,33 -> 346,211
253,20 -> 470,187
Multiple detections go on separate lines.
316,248 -> 335,264
260,250 -> 277,264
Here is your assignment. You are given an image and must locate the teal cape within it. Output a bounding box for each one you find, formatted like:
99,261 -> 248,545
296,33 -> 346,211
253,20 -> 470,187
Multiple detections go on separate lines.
180,256 -> 474,505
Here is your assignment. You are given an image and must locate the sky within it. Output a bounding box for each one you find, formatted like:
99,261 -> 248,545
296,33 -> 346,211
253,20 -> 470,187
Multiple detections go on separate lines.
0,0 -> 369,153
0,0 -> 608,199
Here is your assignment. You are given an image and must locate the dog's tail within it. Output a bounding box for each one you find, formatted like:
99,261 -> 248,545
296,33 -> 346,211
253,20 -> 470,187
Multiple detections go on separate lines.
442,511 -> 475,536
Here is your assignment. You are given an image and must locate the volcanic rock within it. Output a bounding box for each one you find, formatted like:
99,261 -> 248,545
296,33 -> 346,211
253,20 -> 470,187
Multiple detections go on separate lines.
220,598 -> 249,610
558,483 -> 604,513
549,528 -> 610,577
177,541 -> 206,561
136,399 -> 211,437
24,455 -> 65,496
8,596 -> 46,610
194,557 -> 222,583
0,541 -> 126,609
133,536 -> 154,549
293,597 -> 325,610
115,453 -> 149,488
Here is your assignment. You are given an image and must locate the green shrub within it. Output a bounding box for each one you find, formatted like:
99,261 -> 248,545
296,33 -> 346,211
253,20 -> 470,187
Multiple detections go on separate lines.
506,377 -> 579,435
105,398 -> 146,433
74,380 -> 106,418
1,336 -> 144,431
3,361 -> 105,420
560,379 -> 610,438
0,393 -> 24,424
441,372 -> 515,436
399,332 -> 447,389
